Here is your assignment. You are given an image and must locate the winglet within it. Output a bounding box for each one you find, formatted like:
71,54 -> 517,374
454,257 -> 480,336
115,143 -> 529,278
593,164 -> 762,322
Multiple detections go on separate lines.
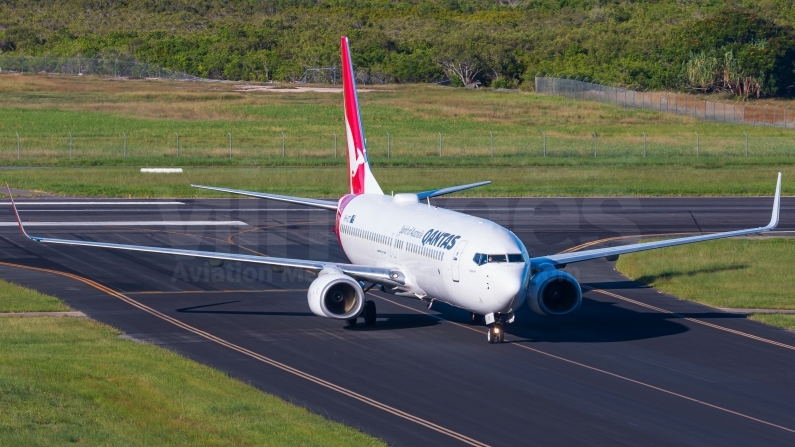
5,183 -> 35,241
767,172 -> 782,230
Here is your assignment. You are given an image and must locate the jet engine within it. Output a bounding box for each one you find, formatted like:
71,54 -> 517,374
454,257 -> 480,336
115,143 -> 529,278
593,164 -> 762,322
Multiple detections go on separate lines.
527,269 -> 582,316
307,270 -> 365,320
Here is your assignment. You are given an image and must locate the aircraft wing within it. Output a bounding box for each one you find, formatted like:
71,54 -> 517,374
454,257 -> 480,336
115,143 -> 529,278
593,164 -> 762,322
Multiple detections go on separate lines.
191,184 -> 338,210
530,173 -> 781,267
5,186 -> 403,287
415,181 -> 492,200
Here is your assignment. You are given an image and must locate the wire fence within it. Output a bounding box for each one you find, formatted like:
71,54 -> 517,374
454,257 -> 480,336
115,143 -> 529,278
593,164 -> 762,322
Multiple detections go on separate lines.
1,131 -> 793,160
535,76 -> 795,128
0,55 -> 206,81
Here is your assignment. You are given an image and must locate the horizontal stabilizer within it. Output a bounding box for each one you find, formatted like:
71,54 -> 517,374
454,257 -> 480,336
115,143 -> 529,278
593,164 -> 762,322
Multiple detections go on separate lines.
415,181 -> 491,200
191,185 -> 338,210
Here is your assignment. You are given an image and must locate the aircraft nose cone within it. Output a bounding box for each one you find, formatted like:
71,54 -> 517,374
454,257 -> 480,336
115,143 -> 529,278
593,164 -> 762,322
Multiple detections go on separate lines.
491,266 -> 524,309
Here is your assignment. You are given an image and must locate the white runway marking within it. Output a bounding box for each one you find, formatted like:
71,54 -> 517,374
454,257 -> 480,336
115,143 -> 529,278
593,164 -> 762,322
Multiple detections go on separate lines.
2,202 -> 185,205
0,221 -> 248,227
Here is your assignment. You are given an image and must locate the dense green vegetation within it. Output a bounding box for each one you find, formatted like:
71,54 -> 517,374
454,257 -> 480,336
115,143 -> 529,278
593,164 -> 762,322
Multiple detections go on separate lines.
2,1 -> 795,96
0,279 -> 383,445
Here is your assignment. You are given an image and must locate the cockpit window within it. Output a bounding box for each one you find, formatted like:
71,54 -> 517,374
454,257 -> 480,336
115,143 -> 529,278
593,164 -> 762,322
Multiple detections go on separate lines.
488,254 -> 507,263
473,253 -> 525,265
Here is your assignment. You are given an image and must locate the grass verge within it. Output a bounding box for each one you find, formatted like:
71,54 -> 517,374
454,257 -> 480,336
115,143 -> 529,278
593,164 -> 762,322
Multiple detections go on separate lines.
0,279 -> 383,446
0,279 -> 70,312
616,238 -> 795,330
0,165 -> 790,198
748,314 -> 795,331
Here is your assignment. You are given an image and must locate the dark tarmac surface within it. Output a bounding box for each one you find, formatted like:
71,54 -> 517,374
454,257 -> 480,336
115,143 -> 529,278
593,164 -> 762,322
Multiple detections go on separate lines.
1,196 -> 795,446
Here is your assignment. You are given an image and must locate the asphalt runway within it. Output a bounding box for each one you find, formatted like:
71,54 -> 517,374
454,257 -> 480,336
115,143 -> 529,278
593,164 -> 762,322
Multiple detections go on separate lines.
1,196 -> 795,446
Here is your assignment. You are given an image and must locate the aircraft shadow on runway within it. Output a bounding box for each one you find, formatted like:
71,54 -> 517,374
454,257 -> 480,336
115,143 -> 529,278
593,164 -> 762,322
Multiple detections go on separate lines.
176,298 -> 442,331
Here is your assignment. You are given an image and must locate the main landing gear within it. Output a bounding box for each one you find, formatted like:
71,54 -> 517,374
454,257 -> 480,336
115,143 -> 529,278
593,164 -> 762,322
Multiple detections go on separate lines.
346,300 -> 377,327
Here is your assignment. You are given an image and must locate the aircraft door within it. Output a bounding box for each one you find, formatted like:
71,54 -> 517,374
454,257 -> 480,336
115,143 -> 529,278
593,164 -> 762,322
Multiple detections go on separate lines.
450,240 -> 468,282
389,233 -> 398,260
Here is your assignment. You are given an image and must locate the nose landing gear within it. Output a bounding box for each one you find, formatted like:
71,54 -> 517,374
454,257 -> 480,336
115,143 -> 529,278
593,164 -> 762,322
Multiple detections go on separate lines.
487,324 -> 504,344
484,312 -> 512,344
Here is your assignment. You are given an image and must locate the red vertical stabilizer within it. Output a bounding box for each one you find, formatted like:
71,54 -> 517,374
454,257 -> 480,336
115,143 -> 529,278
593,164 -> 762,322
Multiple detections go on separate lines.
341,36 -> 383,196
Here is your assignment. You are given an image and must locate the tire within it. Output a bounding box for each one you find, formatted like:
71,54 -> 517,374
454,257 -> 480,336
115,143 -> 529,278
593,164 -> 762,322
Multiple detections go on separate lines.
487,327 -> 495,344
364,300 -> 377,326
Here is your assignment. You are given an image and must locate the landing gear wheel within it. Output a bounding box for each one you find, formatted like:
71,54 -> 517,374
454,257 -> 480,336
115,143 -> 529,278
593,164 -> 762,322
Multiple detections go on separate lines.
487,324 -> 504,344
346,317 -> 357,327
364,300 -> 377,326
471,313 -> 483,325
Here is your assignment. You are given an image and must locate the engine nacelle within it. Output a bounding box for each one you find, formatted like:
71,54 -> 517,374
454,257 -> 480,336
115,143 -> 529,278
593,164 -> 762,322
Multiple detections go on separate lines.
527,269 -> 582,316
307,270 -> 365,320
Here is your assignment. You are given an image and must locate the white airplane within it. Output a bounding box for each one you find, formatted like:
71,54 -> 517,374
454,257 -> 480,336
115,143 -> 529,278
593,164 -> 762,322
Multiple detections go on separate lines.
7,37 -> 782,343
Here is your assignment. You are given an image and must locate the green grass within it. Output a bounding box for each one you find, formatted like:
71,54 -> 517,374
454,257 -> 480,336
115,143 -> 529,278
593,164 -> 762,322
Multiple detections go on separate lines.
0,165 -> 790,198
0,279 -> 70,312
749,314 -> 795,331
1,75 -> 794,164
616,238 -> 795,310
0,279 -> 383,446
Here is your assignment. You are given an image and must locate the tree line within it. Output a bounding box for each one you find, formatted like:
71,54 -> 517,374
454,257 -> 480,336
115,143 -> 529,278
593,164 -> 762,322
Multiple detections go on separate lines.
1,0 -> 795,97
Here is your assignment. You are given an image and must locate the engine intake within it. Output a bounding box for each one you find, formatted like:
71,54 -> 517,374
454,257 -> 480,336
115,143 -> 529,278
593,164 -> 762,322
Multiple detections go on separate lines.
307,270 -> 365,319
527,269 -> 582,316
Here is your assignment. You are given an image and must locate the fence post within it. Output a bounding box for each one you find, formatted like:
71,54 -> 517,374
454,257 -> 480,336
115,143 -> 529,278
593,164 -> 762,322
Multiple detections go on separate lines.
742,102 -> 749,124
334,132 -> 337,158
693,95 -> 699,117
16,132 -> 20,160
490,131 -> 494,158
281,132 -> 285,157
774,104 -> 780,127
228,132 -> 232,159
69,132 -> 72,158
753,104 -> 757,126
387,132 -> 390,158
722,99 -> 729,122
542,131 -> 546,156
114,57 -> 118,77
643,132 -> 646,157
784,105 -> 791,129
642,89 -> 648,109
175,132 -> 179,157
592,132 -> 597,157
123,132 -> 127,157
438,132 -> 442,157
743,132 -> 748,157
695,132 -> 699,157
732,101 -> 739,123
762,103 -> 769,126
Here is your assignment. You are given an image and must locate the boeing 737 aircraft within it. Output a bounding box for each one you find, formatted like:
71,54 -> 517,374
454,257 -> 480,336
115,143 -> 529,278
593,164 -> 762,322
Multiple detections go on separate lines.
7,37 -> 782,343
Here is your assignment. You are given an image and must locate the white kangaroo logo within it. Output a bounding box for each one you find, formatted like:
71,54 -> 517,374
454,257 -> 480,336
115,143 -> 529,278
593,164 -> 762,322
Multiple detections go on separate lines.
351,146 -> 365,176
